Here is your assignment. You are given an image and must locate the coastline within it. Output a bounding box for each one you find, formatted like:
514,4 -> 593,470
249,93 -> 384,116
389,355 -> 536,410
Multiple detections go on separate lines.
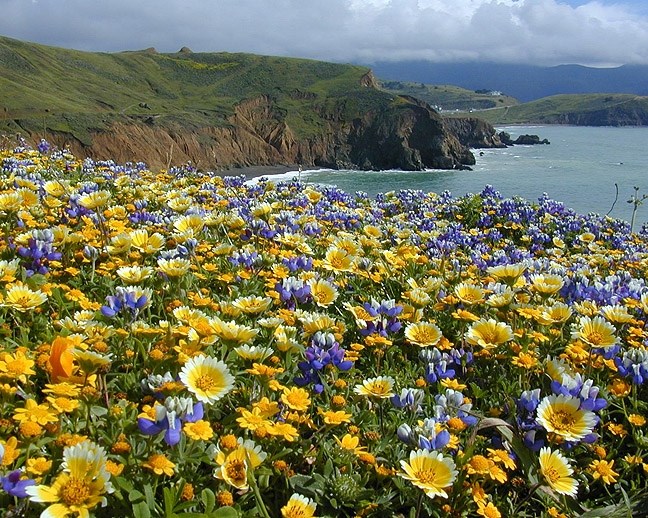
218,164 -> 301,180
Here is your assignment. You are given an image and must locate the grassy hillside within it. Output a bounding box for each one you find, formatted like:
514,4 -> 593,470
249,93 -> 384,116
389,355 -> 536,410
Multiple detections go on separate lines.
453,93 -> 648,126
0,35 -> 384,141
379,79 -> 519,111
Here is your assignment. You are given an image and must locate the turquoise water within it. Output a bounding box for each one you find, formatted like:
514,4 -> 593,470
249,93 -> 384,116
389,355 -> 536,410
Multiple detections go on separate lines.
264,125 -> 648,226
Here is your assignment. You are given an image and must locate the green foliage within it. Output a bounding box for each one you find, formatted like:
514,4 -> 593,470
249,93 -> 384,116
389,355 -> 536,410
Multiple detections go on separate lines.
379,79 -> 519,111
459,93 -> 648,125
0,35 -> 394,141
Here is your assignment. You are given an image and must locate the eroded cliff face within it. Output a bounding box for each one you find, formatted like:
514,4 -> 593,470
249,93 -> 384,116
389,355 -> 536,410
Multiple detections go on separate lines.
31,94 -> 476,172
442,117 -> 506,149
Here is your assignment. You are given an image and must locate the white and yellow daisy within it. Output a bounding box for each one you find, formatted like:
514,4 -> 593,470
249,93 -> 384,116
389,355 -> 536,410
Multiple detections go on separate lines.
179,355 -> 234,404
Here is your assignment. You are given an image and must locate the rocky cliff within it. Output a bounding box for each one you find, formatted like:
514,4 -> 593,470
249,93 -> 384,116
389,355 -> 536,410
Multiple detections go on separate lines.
442,117 -> 506,149
28,94 -> 475,172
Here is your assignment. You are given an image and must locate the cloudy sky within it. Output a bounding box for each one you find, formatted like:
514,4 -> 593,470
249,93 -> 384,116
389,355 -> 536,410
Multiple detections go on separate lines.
1,0 -> 648,67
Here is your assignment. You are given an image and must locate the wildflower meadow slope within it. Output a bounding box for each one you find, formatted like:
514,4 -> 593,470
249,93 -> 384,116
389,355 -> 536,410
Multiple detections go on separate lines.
0,140 -> 647,517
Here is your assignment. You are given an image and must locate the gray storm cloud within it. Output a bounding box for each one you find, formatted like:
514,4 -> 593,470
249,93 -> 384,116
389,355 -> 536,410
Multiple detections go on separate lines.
1,0 -> 647,65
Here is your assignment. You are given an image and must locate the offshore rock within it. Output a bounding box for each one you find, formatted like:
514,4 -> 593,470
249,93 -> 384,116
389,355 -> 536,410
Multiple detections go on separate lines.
498,132 -> 550,145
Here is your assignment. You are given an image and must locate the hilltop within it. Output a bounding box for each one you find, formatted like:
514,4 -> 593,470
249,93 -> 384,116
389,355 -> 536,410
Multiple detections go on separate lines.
0,36 -> 476,171
455,93 -> 648,126
370,61 -> 648,102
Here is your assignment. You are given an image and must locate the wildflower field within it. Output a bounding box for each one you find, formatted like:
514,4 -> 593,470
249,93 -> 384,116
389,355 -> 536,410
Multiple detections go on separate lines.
0,140 -> 647,518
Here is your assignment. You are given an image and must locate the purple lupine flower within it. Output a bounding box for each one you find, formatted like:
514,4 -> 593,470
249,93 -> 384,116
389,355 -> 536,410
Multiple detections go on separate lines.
615,348 -> 648,384
101,287 -> 151,320
276,277 -> 311,309
397,418 -> 450,451
390,388 -> 425,413
434,389 -> 478,427
1,470 -> 35,498
138,397 -> 204,446
295,332 -> 353,393
17,230 -> 62,276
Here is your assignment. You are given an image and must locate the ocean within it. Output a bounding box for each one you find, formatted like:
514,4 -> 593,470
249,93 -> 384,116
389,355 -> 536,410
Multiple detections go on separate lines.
255,125 -> 648,227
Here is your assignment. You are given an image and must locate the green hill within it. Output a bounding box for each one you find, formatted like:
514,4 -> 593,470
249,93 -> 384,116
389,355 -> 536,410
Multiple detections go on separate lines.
0,35 -> 475,170
450,93 -> 648,126
0,35 -> 378,140
379,79 -> 519,111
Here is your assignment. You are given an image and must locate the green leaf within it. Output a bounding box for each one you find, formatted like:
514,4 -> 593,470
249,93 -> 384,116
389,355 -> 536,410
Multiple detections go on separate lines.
114,476 -> 134,493
129,489 -> 145,503
90,405 -> 108,417
201,488 -> 216,514
163,486 -> 175,517
170,508 -> 240,518
144,484 -> 157,511
133,501 -> 152,518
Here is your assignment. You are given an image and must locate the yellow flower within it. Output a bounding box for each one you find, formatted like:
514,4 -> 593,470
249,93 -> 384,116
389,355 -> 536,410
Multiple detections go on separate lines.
231,295 -> 273,314
322,247 -> 356,272
281,387 -> 311,412
530,274 -> 564,294
308,279 -> 339,307
608,377 -> 631,397
43,382 -> 82,398
47,396 -> 80,414
589,459 -> 619,484
600,304 -> 633,324
173,214 -> 205,234
404,321 -> 443,347
234,344 -> 272,362
116,265 -> 154,284
628,414 -> 646,426
487,449 -> 516,471
334,433 -> 367,455
476,501 -> 502,518
0,349 -> 36,383
511,351 -> 539,370
0,437 -> 20,466
319,409 -> 352,425
209,316 -> 259,345
538,447 -> 578,496
183,420 -> 214,441
19,421 -> 44,438
78,190 -> 111,209
72,349 -> 112,375
26,456 -> 53,476
26,440 -> 113,516
0,258 -> 20,282
466,455 -> 495,476
3,283 -> 48,312
281,493 -> 317,518
399,449 -> 458,499
217,490 -> 234,507
572,316 -> 619,349
354,376 -> 395,399
454,283 -> 485,305
253,397 -> 281,418
266,422 -> 299,442
130,229 -> 165,254
0,191 -> 23,212
214,448 -> 248,489
157,257 -> 191,277
142,453 -> 175,476
465,318 -> 514,350
486,263 -> 527,285
536,394 -> 597,442
179,355 -> 235,404
537,303 -> 572,324
13,398 -> 59,425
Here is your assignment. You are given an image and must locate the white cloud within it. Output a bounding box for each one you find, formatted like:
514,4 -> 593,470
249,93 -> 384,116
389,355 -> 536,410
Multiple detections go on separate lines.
1,0 -> 648,65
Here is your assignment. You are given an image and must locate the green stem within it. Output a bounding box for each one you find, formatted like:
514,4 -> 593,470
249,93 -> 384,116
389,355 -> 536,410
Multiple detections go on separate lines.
249,469 -> 271,518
